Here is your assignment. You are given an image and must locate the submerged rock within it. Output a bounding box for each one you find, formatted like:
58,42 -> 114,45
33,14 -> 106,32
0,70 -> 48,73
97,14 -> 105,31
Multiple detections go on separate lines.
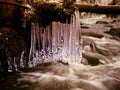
96,21 -> 109,24
105,28 -> 120,37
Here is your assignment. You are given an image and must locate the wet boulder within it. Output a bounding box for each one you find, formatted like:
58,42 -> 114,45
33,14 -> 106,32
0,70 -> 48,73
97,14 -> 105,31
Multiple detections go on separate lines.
96,21 -> 109,24
105,28 -> 120,37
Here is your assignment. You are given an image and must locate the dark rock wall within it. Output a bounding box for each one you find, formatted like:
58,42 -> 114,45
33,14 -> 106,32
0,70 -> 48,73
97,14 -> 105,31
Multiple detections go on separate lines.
0,0 -> 29,57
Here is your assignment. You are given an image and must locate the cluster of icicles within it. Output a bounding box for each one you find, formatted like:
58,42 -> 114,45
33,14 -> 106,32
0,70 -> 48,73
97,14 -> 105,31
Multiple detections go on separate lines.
27,11 -> 82,67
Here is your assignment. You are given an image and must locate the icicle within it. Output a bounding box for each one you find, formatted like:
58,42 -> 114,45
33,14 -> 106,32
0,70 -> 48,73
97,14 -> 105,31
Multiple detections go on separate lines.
20,50 -> 25,67
29,23 -> 34,61
36,23 -> 40,51
42,28 -> 47,54
47,25 -> 52,53
52,22 -> 58,54
62,24 -> 69,59
28,10 -> 82,67
39,26 -> 43,51
57,22 -> 61,45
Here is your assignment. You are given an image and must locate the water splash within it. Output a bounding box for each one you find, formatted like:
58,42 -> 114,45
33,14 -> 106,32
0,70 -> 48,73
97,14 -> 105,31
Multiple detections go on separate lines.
27,10 -> 82,67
